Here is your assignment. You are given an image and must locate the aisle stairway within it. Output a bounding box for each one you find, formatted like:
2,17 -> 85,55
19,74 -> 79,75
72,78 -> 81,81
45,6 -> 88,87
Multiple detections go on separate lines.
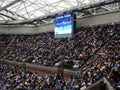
0,35 -> 16,59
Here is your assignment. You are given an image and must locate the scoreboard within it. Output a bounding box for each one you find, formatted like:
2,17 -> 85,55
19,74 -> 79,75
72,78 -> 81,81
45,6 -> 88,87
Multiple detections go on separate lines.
54,12 -> 73,38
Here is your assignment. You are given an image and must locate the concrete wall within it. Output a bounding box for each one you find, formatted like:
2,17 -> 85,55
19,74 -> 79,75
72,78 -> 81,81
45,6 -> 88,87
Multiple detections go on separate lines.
3,60 -> 75,79
77,10 -> 120,28
0,11 -> 120,34
85,77 -> 114,90
0,24 -> 54,34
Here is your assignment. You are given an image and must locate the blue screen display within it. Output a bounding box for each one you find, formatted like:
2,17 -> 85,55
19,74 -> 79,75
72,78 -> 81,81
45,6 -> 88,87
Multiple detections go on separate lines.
54,13 -> 72,36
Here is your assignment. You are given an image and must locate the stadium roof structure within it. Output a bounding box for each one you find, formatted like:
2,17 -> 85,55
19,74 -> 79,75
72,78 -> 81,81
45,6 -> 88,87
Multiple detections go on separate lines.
0,0 -> 99,20
0,0 -> 120,25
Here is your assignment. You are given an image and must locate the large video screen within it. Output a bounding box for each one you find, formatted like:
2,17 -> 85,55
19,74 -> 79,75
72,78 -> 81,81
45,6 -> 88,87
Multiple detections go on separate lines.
54,12 -> 73,38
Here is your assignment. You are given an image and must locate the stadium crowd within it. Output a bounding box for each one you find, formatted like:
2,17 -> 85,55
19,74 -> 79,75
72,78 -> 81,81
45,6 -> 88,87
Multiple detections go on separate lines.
0,23 -> 120,90
0,60 -> 119,90
1,24 -> 119,68
0,62 -> 65,90
76,30 -> 120,90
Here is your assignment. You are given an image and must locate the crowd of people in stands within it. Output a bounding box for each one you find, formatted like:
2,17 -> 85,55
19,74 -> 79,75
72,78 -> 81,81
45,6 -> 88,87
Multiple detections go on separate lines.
0,23 -> 120,90
76,30 -> 120,90
1,24 -> 119,67
0,62 -> 78,90
0,54 -> 119,90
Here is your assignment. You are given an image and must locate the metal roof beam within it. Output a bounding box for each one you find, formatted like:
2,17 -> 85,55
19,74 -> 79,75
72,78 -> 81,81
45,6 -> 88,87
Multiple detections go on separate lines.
0,0 -> 21,12
4,9 -> 27,20
0,13 -> 16,20
101,6 -> 112,11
